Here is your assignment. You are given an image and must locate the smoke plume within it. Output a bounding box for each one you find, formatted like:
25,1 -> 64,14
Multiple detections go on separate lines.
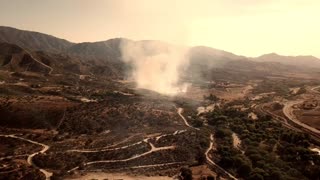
120,40 -> 190,95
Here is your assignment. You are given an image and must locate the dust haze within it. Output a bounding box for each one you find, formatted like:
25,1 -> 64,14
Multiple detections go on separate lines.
121,40 -> 190,95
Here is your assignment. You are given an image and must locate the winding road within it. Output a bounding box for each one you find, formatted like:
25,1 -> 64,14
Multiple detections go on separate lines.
0,106 -> 239,179
24,49 -> 53,74
311,86 -> 320,94
0,134 -> 53,180
205,134 -> 215,165
256,100 -> 320,142
65,120 -> 191,172
64,108 -> 194,173
66,123 -> 190,173
178,108 -> 237,179
122,162 -> 185,169
68,130 -> 187,153
67,140 -> 176,172
177,108 -> 200,130
205,134 -> 238,180
113,91 -> 134,96
67,139 -> 146,153
255,103 -> 299,131
283,100 -> 320,135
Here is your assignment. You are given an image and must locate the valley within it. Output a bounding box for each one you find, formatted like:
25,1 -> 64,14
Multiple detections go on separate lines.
0,26 -> 320,180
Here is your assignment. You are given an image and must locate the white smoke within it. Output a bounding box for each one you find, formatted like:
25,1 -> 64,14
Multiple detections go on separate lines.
120,40 -> 190,95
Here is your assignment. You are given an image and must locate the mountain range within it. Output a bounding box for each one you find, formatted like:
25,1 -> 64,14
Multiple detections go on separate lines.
0,26 -> 319,78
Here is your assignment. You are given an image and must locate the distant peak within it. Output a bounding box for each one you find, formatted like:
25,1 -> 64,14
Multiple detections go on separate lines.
262,52 -> 280,56
269,52 -> 279,55
256,53 -> 283,59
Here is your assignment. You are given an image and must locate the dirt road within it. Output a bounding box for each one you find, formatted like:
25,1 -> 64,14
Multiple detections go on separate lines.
0,134 -> 53,180
68,140 -> 176,172
311,86 -> 320,94
205,134 -> 238,180
177,108 -> 200,130
25,49 -> 53,74
68,130 -> 187,153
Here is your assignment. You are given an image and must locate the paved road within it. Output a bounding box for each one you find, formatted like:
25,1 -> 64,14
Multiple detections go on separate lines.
283,100 -> 320,135
256,103 -> 299,131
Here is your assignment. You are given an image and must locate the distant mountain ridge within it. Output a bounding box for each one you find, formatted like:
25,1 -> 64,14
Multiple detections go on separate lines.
67,38 -> 124,61
0,26 -> 319,72
0,26 -> 74,53
254,53 -> 320,69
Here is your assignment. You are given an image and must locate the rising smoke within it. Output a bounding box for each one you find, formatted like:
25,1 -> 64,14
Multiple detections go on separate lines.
120,40 -> 190,95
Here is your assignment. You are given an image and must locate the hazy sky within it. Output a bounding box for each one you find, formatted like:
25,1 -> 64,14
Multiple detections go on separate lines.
0,0 -> 319,57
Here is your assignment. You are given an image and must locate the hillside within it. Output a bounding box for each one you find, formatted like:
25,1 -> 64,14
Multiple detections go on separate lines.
67,38 -> 124,62
254,53 -> 320,70
1,26 -> 320,73
0,26 -> 74,53
0,42 -> 51,74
